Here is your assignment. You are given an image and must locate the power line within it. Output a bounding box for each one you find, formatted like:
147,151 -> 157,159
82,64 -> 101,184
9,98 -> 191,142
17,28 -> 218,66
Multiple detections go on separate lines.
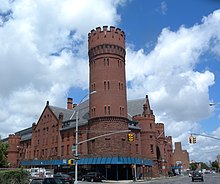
191,133 -> 220,141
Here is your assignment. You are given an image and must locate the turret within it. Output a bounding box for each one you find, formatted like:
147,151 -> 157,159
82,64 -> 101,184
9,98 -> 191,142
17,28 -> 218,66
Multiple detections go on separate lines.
88,26 -> 127,119
87,26 -> 129,157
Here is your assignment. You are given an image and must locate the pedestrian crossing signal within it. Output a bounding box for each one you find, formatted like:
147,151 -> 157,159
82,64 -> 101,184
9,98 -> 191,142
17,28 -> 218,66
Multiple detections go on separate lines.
128,133 -> 134,142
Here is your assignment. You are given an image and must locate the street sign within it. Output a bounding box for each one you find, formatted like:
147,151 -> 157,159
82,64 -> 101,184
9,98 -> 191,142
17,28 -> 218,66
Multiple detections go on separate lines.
72,145 -> 76,152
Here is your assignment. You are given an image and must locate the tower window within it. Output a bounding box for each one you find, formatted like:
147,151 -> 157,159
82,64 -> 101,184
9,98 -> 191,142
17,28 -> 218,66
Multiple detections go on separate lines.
104,81 -> 106,90
107,81 -> 110,90
108,106 -> 111,115
104,58 -> 109,66
120,106 -> 124,115
104,106 -> 107,115
91,107 -> 96,116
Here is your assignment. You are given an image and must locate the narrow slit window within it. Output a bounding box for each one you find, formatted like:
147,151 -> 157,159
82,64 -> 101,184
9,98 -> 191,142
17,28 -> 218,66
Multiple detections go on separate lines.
108,81 -> 110,90
104,106 -> 107,115
108,106 -> 111,115
104,81 -> 106,90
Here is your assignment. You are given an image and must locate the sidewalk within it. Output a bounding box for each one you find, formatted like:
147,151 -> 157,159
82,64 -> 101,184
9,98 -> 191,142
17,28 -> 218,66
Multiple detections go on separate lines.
102,178 -> 157,183
102,177 -> 165,183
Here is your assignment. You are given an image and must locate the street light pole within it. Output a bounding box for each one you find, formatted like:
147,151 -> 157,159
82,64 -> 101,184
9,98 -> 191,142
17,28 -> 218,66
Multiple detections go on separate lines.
74,91 -> 96,184
209,102 -> 220,106
75,111 -> 79,184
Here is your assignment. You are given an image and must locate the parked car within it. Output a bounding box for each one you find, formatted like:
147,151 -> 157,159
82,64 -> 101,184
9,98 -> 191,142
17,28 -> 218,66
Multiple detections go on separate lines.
188,171 -> 193,177
53,173 -> 73,184
192,171 -> 204,182
82,172 -> 105,182
30,177 -> 64,184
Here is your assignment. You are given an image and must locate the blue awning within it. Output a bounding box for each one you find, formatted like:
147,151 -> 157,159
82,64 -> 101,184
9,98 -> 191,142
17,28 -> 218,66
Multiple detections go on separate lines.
77,157 -> 153,166
20,157 -> 153,166
20,159 -> 68,166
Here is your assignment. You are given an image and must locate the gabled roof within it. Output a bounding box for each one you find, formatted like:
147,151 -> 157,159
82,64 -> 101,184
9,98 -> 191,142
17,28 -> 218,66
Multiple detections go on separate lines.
58,98 -> 146,131
6,98 -> 147,139
15,127 -> 32,141
49,100 -> 89,131
127,98 -> 145,119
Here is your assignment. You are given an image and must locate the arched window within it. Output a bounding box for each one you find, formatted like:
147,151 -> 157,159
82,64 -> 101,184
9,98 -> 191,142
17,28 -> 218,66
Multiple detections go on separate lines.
108,81 -> 110,90
104,106 -> 107,115
104,81 -> 106,90
108,106 -> 111,115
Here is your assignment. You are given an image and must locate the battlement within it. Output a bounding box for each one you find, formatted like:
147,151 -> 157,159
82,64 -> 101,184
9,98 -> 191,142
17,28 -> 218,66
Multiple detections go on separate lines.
8,134 -> 21,143
156,123 -> 164,127
88,26 -> 125,50
88,26 -> 125,39
166,135 -> 172,140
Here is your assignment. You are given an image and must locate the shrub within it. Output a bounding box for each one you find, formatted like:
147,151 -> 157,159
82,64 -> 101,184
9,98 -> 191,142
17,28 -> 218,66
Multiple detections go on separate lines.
0,168 -> 30,184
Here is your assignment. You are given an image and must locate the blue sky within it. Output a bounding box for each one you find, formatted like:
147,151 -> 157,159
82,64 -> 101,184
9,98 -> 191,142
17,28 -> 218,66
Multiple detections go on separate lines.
0,0 -> 220,163
121,0 -> 220,125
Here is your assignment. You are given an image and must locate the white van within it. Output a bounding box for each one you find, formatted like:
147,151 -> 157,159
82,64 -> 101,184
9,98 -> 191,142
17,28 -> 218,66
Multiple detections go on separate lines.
30,168 -> 46,178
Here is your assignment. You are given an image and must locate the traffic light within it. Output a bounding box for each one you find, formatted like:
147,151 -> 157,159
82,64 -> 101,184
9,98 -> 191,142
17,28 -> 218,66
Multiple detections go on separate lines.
193,136 -> 196,143
68,159 -> 74,165
189,136 -> 193,144
128,133 -> 134,142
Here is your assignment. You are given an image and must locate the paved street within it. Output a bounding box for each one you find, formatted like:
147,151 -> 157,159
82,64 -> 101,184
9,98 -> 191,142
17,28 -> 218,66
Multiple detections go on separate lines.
78,173 -> 220,184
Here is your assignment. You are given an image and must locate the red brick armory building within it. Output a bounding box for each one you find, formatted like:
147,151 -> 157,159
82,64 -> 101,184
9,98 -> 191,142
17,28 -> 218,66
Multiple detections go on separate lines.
4,26 -> 175,180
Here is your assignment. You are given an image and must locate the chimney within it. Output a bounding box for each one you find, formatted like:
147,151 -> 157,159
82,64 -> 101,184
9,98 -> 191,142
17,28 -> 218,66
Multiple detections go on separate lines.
67,98 -> 73,109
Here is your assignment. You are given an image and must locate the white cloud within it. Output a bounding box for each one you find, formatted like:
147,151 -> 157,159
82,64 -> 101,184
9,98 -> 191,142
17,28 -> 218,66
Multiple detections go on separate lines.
126,9 -> 220,162
0,0 -> 125,138
0,0 -> 220,163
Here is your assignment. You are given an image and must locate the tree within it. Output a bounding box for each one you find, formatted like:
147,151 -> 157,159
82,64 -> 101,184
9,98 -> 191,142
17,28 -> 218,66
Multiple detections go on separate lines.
190,163 -> 197,170
190,162 -> 209,170
200,162 -> 209,170
0,136 -> 9,167
211,160 -> 219,170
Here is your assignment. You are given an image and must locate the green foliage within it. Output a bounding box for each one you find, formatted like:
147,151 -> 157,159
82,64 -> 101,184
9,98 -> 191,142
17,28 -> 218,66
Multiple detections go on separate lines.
190,162 -> 209,170
0,136 -> 9,167
190,163 -> 197,170
0,168 -> 31,184
200,162 -> 209,170
211,160 -> 219,170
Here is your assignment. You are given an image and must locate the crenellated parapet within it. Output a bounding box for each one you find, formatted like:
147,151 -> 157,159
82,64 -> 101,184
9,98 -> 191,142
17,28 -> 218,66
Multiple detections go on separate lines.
8,134 -> 21,152
8,134 -> 21,143
156,123 -> 165,138
88,26 -> 126,60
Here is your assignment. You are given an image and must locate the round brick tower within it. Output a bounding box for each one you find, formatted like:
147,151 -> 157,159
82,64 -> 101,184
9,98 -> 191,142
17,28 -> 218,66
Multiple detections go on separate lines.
88,26 -> 130,157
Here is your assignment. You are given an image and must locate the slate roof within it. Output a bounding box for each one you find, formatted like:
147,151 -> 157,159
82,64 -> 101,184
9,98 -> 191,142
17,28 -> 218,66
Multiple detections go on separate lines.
127,98 -> 145,119
57,98 -> 146,131
4,98 -> 146,141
